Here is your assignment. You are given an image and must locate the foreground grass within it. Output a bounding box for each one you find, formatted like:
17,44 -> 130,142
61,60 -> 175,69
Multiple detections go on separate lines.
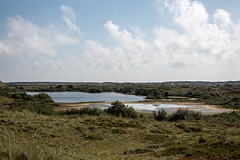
1,110 -> 240,160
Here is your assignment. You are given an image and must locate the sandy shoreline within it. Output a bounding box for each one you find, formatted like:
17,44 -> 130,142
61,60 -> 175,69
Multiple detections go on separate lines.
56,101 -> 236,114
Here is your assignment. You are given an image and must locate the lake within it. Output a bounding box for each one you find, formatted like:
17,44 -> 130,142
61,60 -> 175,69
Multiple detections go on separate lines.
27,92 -> 145,103
27,92 -> 234,114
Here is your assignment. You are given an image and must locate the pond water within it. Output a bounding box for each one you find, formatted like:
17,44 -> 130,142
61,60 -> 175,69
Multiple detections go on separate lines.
27,92 -> 233,114
26,92 -> 145,103
82,103 -> 233,114
124,103 -> 233,114
125,103 -> 189,111
89,103 -> 190,112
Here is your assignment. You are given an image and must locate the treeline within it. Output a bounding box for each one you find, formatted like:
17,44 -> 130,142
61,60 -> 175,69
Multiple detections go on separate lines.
8,83 -> 172,99
7,81 -> 240,86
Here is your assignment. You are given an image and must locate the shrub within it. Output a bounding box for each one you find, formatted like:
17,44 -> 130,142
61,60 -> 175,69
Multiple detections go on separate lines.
23,101 -> 54,115
105,101 -> 138,119
169,108 -> 202,121
153,109 -> 168,121
0,90 -> 11,97
11,92 -> 22,99
23,93 -> 56,115
33,93 -> 54,103
210,111 -> 240,122
20,92 -> 33,101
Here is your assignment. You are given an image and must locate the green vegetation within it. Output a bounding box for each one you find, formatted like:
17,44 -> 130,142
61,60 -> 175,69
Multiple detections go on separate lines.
106,101 -> 138,119
22,93 -> 57,115
153,108 -> 202,121
58,107 -> 104,116
169,108 -> 202,121
0,81 -> 8,89
1,108 -> 240,159
153,109 -> 168,121
1,81 -> 240,159
0,86 -> 58,114
59,101 -> 138,119
7,81 -> 240,110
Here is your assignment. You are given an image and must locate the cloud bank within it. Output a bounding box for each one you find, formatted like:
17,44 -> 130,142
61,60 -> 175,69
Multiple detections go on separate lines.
83,0 -> 240,69
0,0 -> 240,81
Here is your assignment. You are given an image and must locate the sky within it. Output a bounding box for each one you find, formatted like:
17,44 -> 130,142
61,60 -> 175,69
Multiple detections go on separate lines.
0,0 -> 240,82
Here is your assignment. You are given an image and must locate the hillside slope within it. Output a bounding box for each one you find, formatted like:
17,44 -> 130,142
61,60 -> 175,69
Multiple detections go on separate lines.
0,81 -> 7,89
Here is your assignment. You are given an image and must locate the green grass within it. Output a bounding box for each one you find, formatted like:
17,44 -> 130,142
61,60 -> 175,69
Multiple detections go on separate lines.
0,96 -> 12,104
1,110 -> 240,159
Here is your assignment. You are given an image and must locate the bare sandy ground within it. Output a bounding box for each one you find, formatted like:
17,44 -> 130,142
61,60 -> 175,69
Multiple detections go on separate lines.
56,102 -> 110,111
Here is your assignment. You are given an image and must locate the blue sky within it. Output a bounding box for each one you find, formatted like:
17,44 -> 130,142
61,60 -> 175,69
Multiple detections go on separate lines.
0,0 -> 240,82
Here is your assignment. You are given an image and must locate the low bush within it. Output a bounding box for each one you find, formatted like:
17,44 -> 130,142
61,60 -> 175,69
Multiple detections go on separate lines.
169,108 -> 202,121
153,108 -> 202,122
33,93 -> 54,104
153,109 -> 168,121
58,101 -> 139,119
210,111 -> 240,122
105,101 -> 138,119
22,93 -> 56,115
23,101 -> 55,115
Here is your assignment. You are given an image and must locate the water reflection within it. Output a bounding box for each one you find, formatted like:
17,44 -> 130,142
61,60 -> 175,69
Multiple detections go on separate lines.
126,103 -> 189,111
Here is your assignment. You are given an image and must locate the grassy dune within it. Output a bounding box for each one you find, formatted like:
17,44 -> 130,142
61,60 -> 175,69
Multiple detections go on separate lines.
1,110 -> 240,159
0,81 -> 7,89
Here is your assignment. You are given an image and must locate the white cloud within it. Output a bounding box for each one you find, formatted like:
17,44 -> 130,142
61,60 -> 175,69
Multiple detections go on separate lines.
1,1 -> 240,81
214,9 -> 232,29
104,21 -> 154,66
80,0 -> 240,71
34,59 -> 67,71
155,0 -> 209,30
54,33 -> 79,45
129,24 -> 146,39
0,16 -> 56,56
60,5 -> 76,21
60,5 -> 81,33
154,0 -> 239,63
80,19 -> 212,70
81,40 -> 128,70
0,15 -> 79,56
